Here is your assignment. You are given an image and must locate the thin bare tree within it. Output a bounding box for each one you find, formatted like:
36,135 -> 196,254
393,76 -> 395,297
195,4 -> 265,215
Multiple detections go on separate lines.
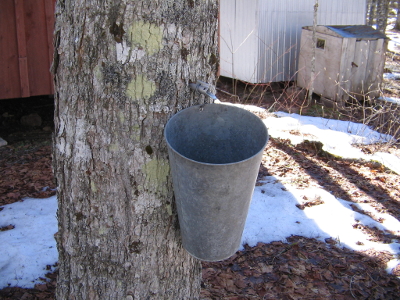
394,0 -> 400,30
376,0 -> 391,32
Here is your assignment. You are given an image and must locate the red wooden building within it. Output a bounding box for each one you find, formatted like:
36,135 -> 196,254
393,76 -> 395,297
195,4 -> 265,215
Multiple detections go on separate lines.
0,0 -> 56,100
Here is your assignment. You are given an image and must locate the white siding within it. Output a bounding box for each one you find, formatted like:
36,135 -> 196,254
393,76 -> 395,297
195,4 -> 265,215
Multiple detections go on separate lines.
219,0 -> 367,83
219,0 -> 259,82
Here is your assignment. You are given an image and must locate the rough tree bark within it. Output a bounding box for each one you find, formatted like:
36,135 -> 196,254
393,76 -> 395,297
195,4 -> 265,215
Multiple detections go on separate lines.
52,0 -> 218,299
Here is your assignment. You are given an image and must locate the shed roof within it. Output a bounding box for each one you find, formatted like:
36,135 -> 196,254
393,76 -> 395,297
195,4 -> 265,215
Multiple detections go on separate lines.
303,25 -> 387,39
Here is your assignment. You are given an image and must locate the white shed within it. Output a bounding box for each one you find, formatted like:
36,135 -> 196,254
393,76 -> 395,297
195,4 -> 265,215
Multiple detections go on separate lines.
219,0 -> 367,83
297,25 -> 387,105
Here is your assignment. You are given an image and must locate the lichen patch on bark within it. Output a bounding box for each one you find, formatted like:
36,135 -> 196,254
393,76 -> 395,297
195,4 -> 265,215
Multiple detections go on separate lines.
126,74 -> 156,101
90,181 -> 98,193
128,20 -> 163,55
142,159 -> 170,197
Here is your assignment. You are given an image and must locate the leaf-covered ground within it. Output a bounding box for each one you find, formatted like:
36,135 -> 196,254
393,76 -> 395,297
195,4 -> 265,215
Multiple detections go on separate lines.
202,237 -> 399,299
0,142 -> 56,207
201,137 -> 400,300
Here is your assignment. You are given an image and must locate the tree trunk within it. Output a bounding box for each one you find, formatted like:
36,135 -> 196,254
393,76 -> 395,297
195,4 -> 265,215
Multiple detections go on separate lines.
394,0 -> 400,30
367,0 -> 377,26
52,0 -> 219,299
376,0 -> 390,32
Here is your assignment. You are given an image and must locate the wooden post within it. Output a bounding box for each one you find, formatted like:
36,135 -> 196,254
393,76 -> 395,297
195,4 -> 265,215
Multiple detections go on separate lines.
307,0 -> 319,107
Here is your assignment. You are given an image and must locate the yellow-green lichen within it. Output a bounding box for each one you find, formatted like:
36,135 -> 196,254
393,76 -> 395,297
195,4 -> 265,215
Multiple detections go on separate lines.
130,134 -> 141,142
108,144 -> 119,152
132,124 -> 140,131
129,124 -> 141,142
93,64 -> 103,83
142,159 -> 170,196
99,226 -> 108,235
166,203 -> 173,216
118,111 -> 125,124
90,181 -> 97,193
128,20 -> 163,55
126,75 -> 156,101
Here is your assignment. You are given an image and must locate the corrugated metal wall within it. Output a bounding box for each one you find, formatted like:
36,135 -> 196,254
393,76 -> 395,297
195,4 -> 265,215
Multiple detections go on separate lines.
219,0 -> 367,83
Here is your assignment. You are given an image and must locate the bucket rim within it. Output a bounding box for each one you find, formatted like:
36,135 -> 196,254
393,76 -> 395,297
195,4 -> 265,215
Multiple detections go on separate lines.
164,103 -> 269,166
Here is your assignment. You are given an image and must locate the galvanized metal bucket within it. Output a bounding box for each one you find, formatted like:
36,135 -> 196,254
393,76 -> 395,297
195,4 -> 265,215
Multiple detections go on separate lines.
165,103 -> 269,261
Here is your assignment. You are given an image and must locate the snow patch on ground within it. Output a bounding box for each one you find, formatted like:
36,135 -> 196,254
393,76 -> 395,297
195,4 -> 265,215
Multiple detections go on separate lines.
0,197 -> 58,288
264,112 -> 400,174
242,176 -> 400,274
